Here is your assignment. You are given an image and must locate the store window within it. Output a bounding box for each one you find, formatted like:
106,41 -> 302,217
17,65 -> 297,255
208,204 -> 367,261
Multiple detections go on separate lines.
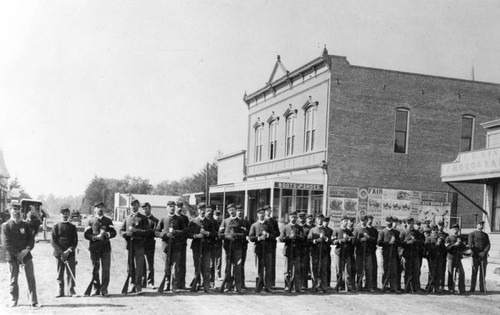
394,108 -> 410,153
311,190 -> 323,217
281,189 -> 293,223
296,190 -> 309,213
460,115 -> 474,152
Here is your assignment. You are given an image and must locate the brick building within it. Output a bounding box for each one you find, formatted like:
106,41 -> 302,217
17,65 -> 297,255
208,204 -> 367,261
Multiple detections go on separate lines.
211,48 -> 500,228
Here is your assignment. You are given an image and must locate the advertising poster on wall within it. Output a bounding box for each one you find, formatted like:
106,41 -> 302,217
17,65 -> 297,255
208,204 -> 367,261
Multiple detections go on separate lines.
328,186 -> 359,226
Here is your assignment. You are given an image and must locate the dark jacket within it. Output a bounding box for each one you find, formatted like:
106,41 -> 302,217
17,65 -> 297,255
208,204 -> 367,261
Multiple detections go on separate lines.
84,215 -> 117,253
144,214 -> 159,251
279,222 -> 306,257
187,216 -> 216,253
119,211 -> 151,249
155,214 -> 187,253
1,219 -> 35,262
468,230 -> 490,258
249,220 -> 276,253
51,221 -> 78,256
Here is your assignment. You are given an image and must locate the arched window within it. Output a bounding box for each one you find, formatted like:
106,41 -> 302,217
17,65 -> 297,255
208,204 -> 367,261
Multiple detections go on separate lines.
460,115 -> 475,152
254,124 -> 263,162
394,108 -> 410,153
305,106 -> 316,152
269,120 -> 278,160
285,115 -> 296,156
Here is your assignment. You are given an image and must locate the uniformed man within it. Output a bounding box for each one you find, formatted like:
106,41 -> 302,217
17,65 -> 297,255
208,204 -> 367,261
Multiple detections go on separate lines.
249,207 -> 276,293
366,215 -> 379,290
393,217 -> 404,291
236,205 -> 250,289
468,220 -> 490,293
299,213 -> 314,289
400,217 -> 423,293
445,223 -> 466,294
84,202 -> 117,297
155,201 -> 187,293
308,214 -> 331,293
210,209 -> 223,283
435,221 -> 448,292
264,205 -> 279,288
322,216 -> 333,288
119,199 -> 150,295
280,211 -> 305,293
187,202 -> 216,293
424,226 -> 442,293
218,203 -> 237,291
175,201 -> 189,289
332,215 -> 355,291
2,202 -> 39,307
353,215 -> 375,292
51,207 -> 78,297
141,202 -> 159,289
377,216 -> 400,293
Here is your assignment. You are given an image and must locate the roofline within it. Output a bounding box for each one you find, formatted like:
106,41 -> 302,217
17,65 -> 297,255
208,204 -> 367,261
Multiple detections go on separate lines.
217,150 -> 246,161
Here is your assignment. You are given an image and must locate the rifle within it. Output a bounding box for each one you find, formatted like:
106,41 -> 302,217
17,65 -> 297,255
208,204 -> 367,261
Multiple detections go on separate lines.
255,233 -> 266,293
312,231 -> 323,293
427,244 -> 439,293
84,241 -> 102,296
404,243 -> 414,293
219,239 -> 233,293
357,228 -> 367,291
19,262 -> 33,307
190,237 -> 203,292
288,237 -> 294,293
122,237 -> 134,294
381,234 -> 394,293
64,260 -> 78,295
158,237 -> 172,293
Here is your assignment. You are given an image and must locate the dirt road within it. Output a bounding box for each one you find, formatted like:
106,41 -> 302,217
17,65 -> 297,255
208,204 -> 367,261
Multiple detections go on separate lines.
1,229 -> 499,315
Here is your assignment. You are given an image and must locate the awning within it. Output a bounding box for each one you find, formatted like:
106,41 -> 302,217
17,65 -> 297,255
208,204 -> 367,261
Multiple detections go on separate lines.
441,147 -> 500,183
210,178 -> 323,194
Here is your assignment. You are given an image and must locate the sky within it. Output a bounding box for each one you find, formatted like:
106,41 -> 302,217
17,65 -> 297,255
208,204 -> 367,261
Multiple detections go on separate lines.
1,0 -> 499,198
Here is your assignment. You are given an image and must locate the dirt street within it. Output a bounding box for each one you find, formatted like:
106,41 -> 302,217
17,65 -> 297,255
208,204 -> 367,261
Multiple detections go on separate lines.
1,228 -> 499,315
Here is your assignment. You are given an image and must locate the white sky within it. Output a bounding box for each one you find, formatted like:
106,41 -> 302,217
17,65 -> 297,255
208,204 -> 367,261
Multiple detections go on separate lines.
1,0 -> 499,198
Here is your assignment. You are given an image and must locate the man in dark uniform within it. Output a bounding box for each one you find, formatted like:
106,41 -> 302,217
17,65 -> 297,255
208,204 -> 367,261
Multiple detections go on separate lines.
280,211 -> 305,293
445,223 -> 466,294
119,199 -> 150,295
435,221 -> 448,293
84,201 -> 117,297
155,201 -> 187,293
401,217 -> 423,293
187,202 -> 216,293
141,202 -> 158,289
236,204 -> 250,289
332,215 -> 355,291
468,220 -> 490,293
51,207 -> 78,297
2,203 -> 38,307
175,201 -> 189,289
210,209 -> 223,283
249,207 -> 276,293
424,225 -> 443,293
322,216 -> 333,288
308,214 -> 331,293
367,214 -> 379,290
299,213 -> 314,289
377,216 -> 400,293
353,215 -> 375,292
219,203 -> 237,291
264,205 -> 280,288
394,217 -> 405,291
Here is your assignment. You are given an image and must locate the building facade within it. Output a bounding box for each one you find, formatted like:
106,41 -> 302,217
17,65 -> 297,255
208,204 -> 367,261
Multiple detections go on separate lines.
0,150 -> 10,213
211,49 -> 500,227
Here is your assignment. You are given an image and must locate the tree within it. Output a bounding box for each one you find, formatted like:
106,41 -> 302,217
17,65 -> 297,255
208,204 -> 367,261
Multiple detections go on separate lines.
9,177 -> 31,199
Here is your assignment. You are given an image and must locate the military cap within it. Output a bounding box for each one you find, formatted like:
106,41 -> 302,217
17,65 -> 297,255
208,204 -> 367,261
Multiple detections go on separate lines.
477,220 -> 485,225
348,216 -> 355,222
423,227 -> 431,233
197,202 -> 206,209
431,225 -> 439,231
60,207 -> 70,213
423,219 -> 431,224
235,204 -> 243,210
385,216 -> 393,222
437,220 -> 445,226
94,201 -> 105,207
11,202 -> 21,209
316,214 -> 325,219
324,216 -> 330,222
131,199 -> 140,205
175,201 -> 183,207
415,220 -> 421,225
402,218 -> 407,223
289,211 -> 297,217
257,207 -> 265,213
141,202 -> 151,208
263,205 -> 271,210
451,223 -> 460,229
227,203 -> 235,210
360,215 -> 368,221
214,209 -> 221,215
306,213 -> 314,218
406,216 -> 414,222
167,201 -> 176,206
341,215 -> 349,221
367,214 -> 374,219
298,212 -> 306,217
392,216 -> 399,223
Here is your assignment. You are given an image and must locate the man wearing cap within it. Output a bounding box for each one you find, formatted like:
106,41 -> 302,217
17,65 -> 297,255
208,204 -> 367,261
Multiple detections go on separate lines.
468,220 -> 490,293
264,205 -> 280,288
353,215 -> 375,292
332,215 -> 355,291
322,217 -> 333,288
445,223 -> 466,293
435,221 -> 448,292
174,201 -> 189,289
218,203 -> 237,291
308,214 -> 331,293
141,202 -> 159,289
51,207 -> 78,297
2,203 -> 39,307
299,213 -> 314,289
210,209 -> 223,283
393,217 -> 405,291
187,203 -> 216,293
155,201 -> 187,293
280,211 -> 305,293
236,205 -> 250,289
84,202 -> 117,297
377,216 -> 400,293
249,207 -> 276,293
400,217 -> 423,293
119,199 -> 150,295
366,215 -> 379,290
424,226 -> 442,293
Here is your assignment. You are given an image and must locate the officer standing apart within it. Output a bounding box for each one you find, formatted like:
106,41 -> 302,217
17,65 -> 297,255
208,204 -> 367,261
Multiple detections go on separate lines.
2,202 -> 38,307
51,207 -> 78,297
175,201 -> 189,289
84,202 -> 117,297
468,220 -> 490,293
141,202 -> 158,289
249,207 -> 275,293
187,202 -> 216,293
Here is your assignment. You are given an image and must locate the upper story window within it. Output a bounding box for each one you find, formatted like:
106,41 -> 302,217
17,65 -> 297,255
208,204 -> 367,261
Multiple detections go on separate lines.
269,120 -> 278,160
285,115 -> 295,156
254,124 -> 263,162
394,108 -> 409,153
460,115 -> 474,152
303,97 -> 318,152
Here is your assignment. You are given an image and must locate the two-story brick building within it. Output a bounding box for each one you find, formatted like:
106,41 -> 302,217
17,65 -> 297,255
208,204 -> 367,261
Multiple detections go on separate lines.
210,48 -> 500,228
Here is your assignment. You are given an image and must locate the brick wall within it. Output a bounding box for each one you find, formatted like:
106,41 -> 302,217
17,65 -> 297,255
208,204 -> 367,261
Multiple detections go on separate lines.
326,55 -> 500,227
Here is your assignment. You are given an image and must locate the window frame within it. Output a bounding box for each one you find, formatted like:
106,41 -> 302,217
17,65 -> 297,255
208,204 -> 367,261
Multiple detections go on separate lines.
460,115 -> 475,152
285,111 -> 296,156
269,119 -> 278,160
304,106 -> 316,152
254,124 -> 263,162
394,108 -> 410,154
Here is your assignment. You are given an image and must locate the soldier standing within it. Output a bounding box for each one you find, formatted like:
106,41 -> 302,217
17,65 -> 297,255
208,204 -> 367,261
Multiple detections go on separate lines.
264,205 -> 280,288
366,215 -> 379,290
377,216 -> 400,293
210,209 -> 223,283
141,202 -> 158,289
332,215 -> 355,291
445,223 -> 466,294
280,211 -> 305,293
468,220 -> 490,293
401,217 -> 423,293
424,226 -> 442,293
219,203 -> 237,291
51,207 -> 78,297
175,201 -> 189,289
299,213 -> 314,289
353,215 -> 375,292
308,214 -> 331,293
2,203 -> 38,307
236,205 -> 250,289
435,221 -> 448,293
322,217 -> 333,288
156,201 -> 187,293
84,202 -> 116,297
249,207 -> 276,293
